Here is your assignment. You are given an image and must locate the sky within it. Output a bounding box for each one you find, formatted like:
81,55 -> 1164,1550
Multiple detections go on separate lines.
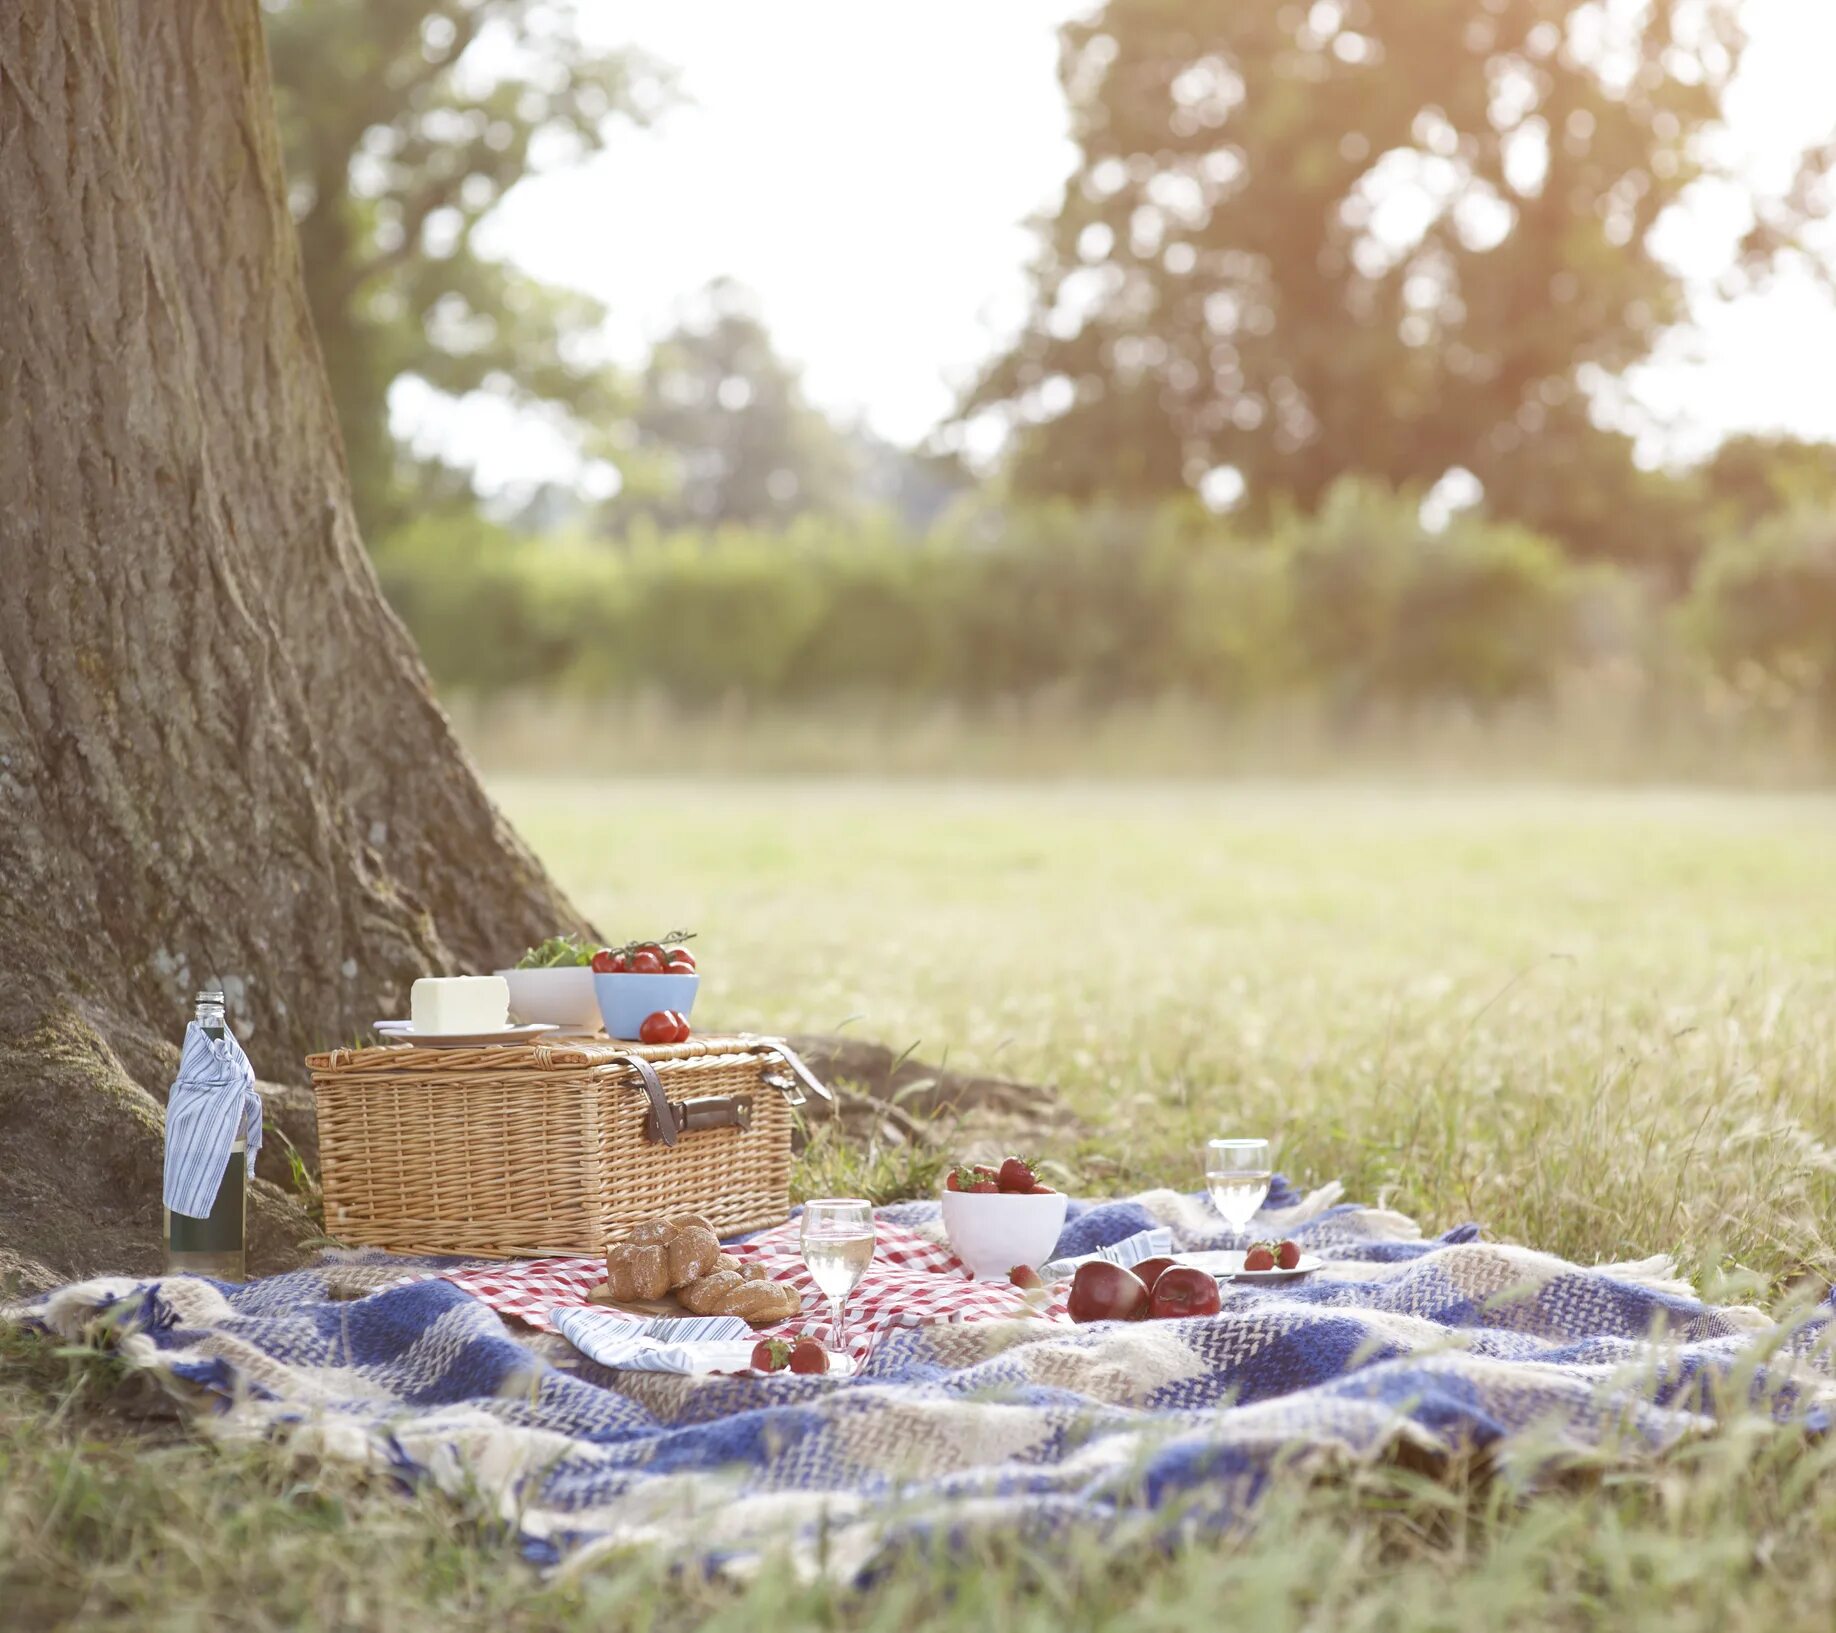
394,0 -> 1836,498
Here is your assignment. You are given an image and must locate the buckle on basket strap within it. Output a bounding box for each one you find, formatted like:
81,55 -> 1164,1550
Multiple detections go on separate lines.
616,1053 -> 678,1146
647,1093 -> 753,1142
758,1040 -> 834,1107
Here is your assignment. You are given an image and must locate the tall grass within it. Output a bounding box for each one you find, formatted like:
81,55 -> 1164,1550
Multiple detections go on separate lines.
450,680 -> 1836,785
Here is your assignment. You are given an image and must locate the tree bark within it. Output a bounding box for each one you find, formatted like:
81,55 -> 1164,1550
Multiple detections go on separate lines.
0,1 -> 589,1287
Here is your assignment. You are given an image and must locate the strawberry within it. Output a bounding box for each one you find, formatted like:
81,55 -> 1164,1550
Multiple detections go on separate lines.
1027,1184 -> 1056,1195
751,1337 -> 791,1373
789,1337 -> 829,1375
1008,1264 -> 1043,1289
970,1178 -> 999,1193
1243,1244 -> 1276,1272
1276,1239 -> 1301,1270
997,1156 -> 1038,1193
972,1163 -> 1001,1179
946,1163 -> 1001,1194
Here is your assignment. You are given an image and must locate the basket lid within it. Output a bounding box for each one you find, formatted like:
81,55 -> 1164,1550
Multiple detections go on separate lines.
304,1032 -> 783,1074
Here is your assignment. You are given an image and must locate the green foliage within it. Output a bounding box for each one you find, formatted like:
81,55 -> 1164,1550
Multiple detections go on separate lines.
962,0 -> 1830,564
514,934 -> 596,969
374,492 -> 1581,711
1281,482 -> 1576,707
1687,509 -> 1836,714
791,1120 -> 946,1208
1699,436 -> 1836,537
263,1 -> 668,534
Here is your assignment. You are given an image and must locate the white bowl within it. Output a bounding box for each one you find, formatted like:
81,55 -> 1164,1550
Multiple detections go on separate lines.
496,967 -> 603,1033
940,1187 -> 1069,1281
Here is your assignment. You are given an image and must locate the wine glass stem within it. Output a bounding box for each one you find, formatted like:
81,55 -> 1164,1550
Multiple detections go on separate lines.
831,1294 -> 846,1353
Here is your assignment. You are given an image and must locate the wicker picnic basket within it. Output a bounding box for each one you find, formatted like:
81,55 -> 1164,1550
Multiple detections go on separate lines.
306,1034 -> 828,1258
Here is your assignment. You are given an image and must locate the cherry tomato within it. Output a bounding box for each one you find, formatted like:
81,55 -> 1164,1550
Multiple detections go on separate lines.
665,948 -> 697,971
638,1010 -> 678,1045
631,949 -> 664,974
590,948 -> 622,974
669,1010 -> 692,1043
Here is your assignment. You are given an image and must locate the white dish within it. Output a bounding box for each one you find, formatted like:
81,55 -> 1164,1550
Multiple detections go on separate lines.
940,1187 -> 1069,1281
373,1020 -> 559,1048
1176,1249 -> 1324,1283
496,966 -> 604,1032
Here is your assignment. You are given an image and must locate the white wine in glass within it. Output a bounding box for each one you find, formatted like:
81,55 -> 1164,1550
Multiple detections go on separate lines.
800,1198 -> 875,1364
1205,1138 -> 1272,1232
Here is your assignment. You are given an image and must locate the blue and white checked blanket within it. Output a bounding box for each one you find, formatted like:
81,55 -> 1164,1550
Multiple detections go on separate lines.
12,1179 -> 1833,1581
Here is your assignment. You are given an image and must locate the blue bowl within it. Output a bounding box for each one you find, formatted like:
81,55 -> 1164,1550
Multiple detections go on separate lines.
594,971 -> 701,1040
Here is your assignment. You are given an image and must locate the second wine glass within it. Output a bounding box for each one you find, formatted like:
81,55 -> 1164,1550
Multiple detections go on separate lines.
1205,1138 -> 1272,1232
799,1197 -> 875,1364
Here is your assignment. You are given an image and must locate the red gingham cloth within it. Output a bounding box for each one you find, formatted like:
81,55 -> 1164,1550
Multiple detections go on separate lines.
442,1217 -> 1069,1364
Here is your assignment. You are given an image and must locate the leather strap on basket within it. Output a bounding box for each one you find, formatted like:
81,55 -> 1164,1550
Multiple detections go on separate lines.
613,1052 -> 678,1146
609,1040 -> 831,1145
757,1039 -> 835,1107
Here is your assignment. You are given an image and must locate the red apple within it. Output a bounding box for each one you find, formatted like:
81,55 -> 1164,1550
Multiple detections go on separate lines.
1132,1256 -> 1179,1291
1148,1266 -> 1222,1320
1067,1261 -> 1150,1323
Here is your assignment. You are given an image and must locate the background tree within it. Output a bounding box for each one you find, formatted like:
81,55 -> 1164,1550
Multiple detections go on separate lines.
263,0 -> 668,535
0,0 -> 589,1286
1699,435 -> 1836,536
602,280 -> 863,532
961,0 -> 1833,566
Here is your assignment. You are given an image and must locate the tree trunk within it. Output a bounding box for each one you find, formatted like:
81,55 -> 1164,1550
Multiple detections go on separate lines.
0,1 -> 589,1289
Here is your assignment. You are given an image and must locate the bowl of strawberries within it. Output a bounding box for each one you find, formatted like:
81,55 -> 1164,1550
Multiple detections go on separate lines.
939,1157 -> 1067,1281
591,934 -> 700,1041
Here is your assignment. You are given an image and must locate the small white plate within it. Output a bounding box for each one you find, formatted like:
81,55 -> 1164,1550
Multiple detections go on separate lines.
373,1020 -> 559,1048
1176,1249 -> 1324,1283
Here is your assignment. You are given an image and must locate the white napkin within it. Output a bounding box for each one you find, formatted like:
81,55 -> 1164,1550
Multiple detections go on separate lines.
1042,1227 -> 1175,1282
550,1306 -> 758,1374
163,1022 -> 264,1218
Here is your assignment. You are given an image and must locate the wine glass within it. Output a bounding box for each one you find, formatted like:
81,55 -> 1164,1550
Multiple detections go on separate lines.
1205,1138 -> 1272,1233
800,1198 -> 875,1366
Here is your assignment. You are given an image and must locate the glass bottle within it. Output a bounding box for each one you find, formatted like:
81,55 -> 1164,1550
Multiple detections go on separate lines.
164,989 -> 248,1281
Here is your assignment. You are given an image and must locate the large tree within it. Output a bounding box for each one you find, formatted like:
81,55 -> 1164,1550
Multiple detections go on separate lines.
963,0 -> 1833,564
264,0 -> 666,535
0,1 -> 589,1287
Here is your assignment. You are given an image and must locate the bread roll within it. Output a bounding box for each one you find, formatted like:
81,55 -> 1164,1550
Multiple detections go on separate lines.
677,1267 -> 802,1324
601,1213 -> 721,1302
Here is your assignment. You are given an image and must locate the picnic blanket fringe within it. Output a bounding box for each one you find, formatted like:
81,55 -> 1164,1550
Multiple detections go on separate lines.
8,1183 -> 1833,1583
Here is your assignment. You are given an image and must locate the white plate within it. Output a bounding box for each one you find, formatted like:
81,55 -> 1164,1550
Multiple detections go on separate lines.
373,1020 -> 559,1048
1175,1249 -> 1324,1283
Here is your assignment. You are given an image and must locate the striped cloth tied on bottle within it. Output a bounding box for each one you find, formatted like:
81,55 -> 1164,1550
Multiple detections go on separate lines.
163,1022 -> 264,1219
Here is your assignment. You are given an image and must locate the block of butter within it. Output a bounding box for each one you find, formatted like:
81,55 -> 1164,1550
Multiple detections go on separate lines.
410,975 -> 509,1035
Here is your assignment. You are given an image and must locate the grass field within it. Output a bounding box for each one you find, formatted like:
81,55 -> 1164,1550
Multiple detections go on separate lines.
7,778 -> 1836,1628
